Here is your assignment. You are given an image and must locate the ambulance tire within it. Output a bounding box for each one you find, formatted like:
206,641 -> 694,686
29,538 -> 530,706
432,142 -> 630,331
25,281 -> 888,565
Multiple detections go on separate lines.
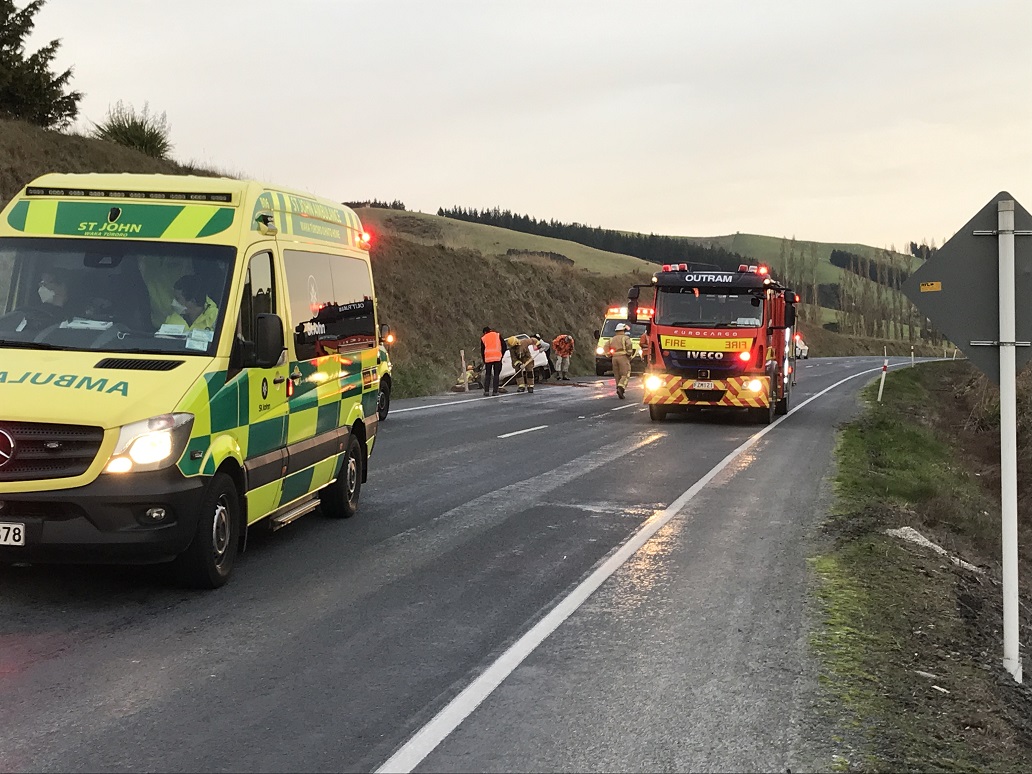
321,434 -> 363,519
596,365 -> 606,376
377,381 -> 391,421
174,472 -> 240,589
649,405 -> 667,422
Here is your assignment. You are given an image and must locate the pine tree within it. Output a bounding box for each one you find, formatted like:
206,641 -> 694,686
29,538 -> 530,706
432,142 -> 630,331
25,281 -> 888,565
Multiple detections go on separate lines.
0,0 -> 82,128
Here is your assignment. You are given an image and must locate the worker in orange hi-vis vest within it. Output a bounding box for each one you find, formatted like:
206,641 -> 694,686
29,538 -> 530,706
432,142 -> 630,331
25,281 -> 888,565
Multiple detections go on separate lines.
481,326 -> 504,396
551,333 -> 575,381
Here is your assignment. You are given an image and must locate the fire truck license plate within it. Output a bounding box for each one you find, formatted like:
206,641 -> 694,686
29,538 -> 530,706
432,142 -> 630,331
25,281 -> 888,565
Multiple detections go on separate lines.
692,380 -> 714,390
0,522 -> 26,546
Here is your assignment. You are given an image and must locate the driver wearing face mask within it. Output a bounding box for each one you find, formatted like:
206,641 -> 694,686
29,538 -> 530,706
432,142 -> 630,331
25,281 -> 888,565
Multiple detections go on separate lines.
163,274 -> 218,332
38,269 -> 70,309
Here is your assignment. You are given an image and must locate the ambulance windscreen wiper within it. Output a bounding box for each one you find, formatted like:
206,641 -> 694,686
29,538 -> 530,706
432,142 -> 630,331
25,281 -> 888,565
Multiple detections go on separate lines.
0,339 -> 73,350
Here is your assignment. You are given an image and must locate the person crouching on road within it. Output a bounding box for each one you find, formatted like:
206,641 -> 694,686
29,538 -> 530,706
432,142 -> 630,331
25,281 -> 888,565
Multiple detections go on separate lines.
610,323 -> 635,399
506,335 -> 539,394
481,326 -> 504,396
551,333 -> 574,380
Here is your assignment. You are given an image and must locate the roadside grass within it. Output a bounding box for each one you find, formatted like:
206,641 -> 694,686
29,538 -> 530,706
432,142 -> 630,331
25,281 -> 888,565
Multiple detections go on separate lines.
811,362 -> 1032,772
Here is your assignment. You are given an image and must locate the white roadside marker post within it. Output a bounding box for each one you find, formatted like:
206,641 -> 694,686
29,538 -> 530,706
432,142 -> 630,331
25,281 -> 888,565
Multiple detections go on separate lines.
877,346 -> 888,402
460,349 -> 468,393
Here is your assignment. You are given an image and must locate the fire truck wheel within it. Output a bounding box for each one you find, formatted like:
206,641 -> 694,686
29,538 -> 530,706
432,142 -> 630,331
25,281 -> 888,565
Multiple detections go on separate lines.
753,398 -> 775,425
649,405 -> 667,422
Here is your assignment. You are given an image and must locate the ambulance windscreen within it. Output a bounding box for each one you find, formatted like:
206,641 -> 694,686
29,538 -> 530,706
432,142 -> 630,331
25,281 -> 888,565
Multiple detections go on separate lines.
0,237 -> 233,356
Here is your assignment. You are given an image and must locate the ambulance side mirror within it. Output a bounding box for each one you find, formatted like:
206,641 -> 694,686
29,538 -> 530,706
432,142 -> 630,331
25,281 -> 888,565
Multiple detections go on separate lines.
254,313 -> 285,368
593,329 -> 600,340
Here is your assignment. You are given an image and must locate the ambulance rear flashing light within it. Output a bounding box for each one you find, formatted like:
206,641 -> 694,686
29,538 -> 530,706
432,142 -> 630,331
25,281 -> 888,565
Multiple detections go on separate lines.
660,263 -> 690,271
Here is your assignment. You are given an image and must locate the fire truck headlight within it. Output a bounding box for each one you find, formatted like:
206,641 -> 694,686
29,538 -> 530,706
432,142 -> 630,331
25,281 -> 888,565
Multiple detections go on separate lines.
645,375 -> 663,392
747,379 -> 763,393
596,346 -> 605,355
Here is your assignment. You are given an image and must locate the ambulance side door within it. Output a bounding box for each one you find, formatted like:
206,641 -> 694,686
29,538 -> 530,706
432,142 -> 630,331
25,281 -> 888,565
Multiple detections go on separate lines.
233,248 -> 289,520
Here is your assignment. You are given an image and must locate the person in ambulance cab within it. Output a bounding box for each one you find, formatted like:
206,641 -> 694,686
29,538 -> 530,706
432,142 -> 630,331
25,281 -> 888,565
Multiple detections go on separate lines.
163,274 -> 218,332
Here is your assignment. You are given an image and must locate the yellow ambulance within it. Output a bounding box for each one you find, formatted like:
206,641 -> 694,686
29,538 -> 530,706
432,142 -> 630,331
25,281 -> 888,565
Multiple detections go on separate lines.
0,173 -> 387,587
591,305 -> 651,376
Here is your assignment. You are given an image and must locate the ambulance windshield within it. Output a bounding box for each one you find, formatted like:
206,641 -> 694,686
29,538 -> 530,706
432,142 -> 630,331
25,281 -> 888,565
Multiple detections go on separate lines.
655,286 -> 764,328
0,237 -> 234,356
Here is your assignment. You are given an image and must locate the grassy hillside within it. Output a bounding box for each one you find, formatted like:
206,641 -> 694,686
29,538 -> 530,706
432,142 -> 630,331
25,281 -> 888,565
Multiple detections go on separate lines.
357,207 -> 656,277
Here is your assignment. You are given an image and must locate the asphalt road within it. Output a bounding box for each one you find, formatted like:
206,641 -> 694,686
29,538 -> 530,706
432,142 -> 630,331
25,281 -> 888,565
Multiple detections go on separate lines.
1,357 -> 913,773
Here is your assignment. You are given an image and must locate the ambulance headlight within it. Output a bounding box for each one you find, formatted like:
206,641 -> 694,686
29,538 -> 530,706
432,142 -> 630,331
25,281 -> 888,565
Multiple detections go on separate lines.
747,379 -> 764,393
104,413 -> 195,474
645,375 -> 663,392
596,346 -> 606,355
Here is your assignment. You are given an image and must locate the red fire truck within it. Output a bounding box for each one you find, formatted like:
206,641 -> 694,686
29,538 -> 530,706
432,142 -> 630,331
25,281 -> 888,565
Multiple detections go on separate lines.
628,262 -> 799,424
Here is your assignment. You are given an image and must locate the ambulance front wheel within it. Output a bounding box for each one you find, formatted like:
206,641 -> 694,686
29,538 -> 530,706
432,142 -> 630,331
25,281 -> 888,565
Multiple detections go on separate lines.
321,434 -> 363,519
174,471 -> 240,589
649,405 -> 667,422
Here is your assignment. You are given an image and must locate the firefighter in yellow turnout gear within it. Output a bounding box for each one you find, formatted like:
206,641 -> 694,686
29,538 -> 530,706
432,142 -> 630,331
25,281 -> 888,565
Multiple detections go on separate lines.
506,335 -> 540,394
610,323 -> 635,399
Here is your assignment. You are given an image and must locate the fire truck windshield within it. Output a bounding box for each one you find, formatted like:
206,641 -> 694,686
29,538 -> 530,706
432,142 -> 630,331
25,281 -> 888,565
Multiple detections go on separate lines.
655,287 -> 763,328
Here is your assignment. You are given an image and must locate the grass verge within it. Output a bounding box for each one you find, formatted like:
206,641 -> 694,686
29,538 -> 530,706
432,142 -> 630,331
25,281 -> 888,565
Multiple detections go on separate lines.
811,362 -> 1032,772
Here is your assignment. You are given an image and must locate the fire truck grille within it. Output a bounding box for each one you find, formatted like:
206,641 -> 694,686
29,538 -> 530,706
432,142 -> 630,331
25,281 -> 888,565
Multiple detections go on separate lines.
684,389 -> 727,402
0,421 -> 104,482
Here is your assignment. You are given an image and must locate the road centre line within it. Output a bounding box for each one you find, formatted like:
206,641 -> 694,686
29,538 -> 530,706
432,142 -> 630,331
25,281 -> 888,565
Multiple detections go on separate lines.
497,425 -> 548,439
375,362 -> 905,774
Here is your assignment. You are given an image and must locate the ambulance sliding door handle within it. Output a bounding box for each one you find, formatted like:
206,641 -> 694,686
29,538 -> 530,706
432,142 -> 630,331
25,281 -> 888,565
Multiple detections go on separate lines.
273,375 -> 286,385
289,367 -> 303,383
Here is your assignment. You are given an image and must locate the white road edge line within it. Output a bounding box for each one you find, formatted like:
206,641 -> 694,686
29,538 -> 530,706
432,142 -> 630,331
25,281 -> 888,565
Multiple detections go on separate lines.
497,425 -> 549,439
375,362 -> 902,774
609,403 -> 637,412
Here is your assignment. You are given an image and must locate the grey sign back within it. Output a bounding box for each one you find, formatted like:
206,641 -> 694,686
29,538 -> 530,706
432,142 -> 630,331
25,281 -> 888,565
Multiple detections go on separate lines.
902,192 -> 1032,383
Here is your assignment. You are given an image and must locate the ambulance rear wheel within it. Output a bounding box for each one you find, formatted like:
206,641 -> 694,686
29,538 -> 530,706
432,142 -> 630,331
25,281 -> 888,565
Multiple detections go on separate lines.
649,405 -> 667,422
175,472 -> 240,589
321,434 -> 363,519
596,365 -> 606,376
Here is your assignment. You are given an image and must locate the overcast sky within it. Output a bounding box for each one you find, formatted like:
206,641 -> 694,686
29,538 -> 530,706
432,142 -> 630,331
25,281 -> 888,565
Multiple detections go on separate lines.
26,0 -> 1032,250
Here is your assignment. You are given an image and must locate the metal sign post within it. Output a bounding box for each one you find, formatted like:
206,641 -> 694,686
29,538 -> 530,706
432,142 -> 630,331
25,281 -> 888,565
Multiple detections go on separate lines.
997,201 -> 1021,681
903,192 -> 1032,683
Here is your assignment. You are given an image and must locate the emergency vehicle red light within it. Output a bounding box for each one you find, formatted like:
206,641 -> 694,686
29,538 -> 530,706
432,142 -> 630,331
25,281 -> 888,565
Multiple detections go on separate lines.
385,333 -> 396,344
738,264 -> 748,272
738,351 -> 752,362
662,264 -> 672,271
608,306 -> 621,314
678,263 -> 688,270
758,265 -> 769,275
794,333 -> 802,341
639,307 -> 654,316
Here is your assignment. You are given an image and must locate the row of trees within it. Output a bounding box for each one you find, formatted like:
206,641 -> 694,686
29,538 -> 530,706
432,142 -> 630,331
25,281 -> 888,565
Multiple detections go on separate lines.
437,206 -> 747,271
774,238 -> 942,343
344,199 -> 406,210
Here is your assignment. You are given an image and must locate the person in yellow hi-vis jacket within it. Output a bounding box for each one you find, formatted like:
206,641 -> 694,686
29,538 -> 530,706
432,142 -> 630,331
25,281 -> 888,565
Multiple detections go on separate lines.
506,334 -> 540,394
609,322 -> 635,399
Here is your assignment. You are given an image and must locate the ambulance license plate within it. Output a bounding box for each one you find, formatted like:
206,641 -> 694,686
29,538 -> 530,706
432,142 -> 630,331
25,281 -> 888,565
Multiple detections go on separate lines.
692,380 -> 714,390
0,522 -> 26,546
